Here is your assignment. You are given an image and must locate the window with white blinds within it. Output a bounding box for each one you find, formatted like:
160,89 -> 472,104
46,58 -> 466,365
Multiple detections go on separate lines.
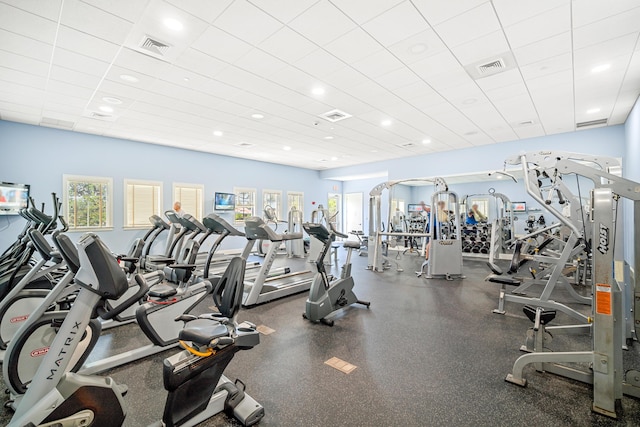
124,179 -> 162,228
173,183 -> 204,220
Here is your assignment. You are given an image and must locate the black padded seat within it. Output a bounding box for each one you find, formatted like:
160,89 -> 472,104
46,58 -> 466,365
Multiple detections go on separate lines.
179,319 -> 230,345
343,241 -> 361,249
486,275 -> 521,286
148,284 -> 178,298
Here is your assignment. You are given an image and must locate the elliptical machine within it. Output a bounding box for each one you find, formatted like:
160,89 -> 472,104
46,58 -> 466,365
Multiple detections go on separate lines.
302,222 -> 370,326
7,233 -> 263,427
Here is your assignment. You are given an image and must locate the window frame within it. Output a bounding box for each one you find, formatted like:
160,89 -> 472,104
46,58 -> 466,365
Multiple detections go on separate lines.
233,187 -> 257,225
287,191 -> 304,218
123,178 -> 163,229
63,174 -> 113,231
173,182 -> 204,220
262,189 -> 283,222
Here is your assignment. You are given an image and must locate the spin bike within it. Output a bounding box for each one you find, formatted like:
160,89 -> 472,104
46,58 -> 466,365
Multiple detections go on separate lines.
302,222 -> 370,326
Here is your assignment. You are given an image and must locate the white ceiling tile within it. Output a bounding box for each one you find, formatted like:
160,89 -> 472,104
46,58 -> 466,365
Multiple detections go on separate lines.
0,50 -> 49,78
192,25 -> 253,63
475,68 -> 524,92
294,49 -> 345,80
374,67 -> 422,91
2,0 -> 63,20
411,0 -> 488,26
0,2 -> 58,44
573,8 -> 640,50
503,4 -> 570,49
572,1 -> 640,28
289,1 -> 357,46
50,66 -> 102,90
526,69 -> 573,92
166,0 -> 233,24
352,50 -> 405,79
60,0 -> 133,45
491,95 -> 539,125
0,100 -> 41,116
520,53 -> 572,82
361,1 -> 430,47
324,27 -> 382,64
449,30 -> 510,65
81,0 -> 149,23
213,0 -> 283,45
328,0 -> 402,25
433,2 -> 501,47
512,124 -> 545,140
113,48 -> 172,78
322,66 -> 371,89
259,26 -> 317,63
425,67 -> 473,92
174,48 -> 228,79
492,0 -> 566,27
56,26 -> 120,62
0,85 -> 44,104
512,31 -> 571,66
387,28 -> 448,65
0,29 -> 53,61
233,48 -> 288,77
249,0 -> 318,23
482,80 -> 530,102
0,112 -> 41,125
53,47 -> 111,77
46,79 -> 94,100
573,33 -> 638,78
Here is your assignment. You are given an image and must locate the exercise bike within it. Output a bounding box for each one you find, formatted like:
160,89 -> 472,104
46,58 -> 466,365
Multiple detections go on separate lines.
302,222 -> 370,326
7,233 -> 263,427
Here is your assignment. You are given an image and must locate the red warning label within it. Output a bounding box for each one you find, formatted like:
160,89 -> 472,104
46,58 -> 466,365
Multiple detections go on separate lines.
595,283 -> 612,316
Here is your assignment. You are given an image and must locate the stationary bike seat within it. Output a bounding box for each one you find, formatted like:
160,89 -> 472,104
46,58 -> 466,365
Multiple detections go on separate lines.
343,241 -> 361,249
148,284 -> 178,298
179,319 -> 230,346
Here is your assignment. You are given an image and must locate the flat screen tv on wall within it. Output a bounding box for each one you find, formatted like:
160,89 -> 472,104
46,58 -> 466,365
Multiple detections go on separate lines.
0,182 -> 30,215
214,192 -> 235,211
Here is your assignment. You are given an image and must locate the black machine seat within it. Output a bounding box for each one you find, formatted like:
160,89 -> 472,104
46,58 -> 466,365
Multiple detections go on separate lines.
343,240 -> 361,250
523,305 -> 556,325
28,229 -> 60,263
244,216 -> 302,242
52,231 -> 81,274
148,284 -> 178,298
202,213 -> 245,236
179,320 -> 230,346
485,261 -> 521,286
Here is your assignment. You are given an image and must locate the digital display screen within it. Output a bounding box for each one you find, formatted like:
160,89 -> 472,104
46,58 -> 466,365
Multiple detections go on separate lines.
0,182 -> 29,215
408,204 -> 425,212
214,192 -> 235,211
511,202 -> 527,212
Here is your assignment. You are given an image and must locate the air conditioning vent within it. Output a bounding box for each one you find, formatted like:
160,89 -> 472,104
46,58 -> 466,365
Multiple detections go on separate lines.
82,110 -> 117,122
139,35 -> 171,57
236,142 -> 255,148
398,142 -> 416,148
318,109 -> 352,123
576,118 -> 607,128
40,117 -> 75,129
477,58 -> 505,75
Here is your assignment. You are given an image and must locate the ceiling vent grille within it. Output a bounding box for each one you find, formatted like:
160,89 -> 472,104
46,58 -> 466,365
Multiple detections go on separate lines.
138,35 -> 171,57
235,142 -> 255,148
576,118 -> 608,128
40,117 -> 75,129
398,142 -> 416,148
82,110 -> 117,122
319,109 -> 352,123
477,58 -> 505,75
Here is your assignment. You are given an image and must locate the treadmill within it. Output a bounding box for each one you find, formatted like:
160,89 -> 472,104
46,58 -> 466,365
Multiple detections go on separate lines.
241,216 -> 314,306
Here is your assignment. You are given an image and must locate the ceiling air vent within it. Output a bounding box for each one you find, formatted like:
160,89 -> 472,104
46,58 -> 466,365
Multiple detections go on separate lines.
398,142 -> 416,148
235,142 -> 255,148
318,109 -> 352,123
40,117 -> 75,130
138,35 -> 171,57
477,58 -> 505,75
576,118 -> 608,129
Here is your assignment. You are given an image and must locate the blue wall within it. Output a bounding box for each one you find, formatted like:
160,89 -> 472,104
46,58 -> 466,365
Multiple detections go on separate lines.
0,120 -> 341,252
624,97 -> 640,267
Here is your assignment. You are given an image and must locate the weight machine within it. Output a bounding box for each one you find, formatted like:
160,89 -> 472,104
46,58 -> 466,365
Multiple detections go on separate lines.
502,150 -> 640,418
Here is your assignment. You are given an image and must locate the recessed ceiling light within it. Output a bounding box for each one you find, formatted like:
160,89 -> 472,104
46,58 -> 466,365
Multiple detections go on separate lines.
102,96 -> 122,104
98,105 -> 114,113
587,108 -> 601,114
120,74 -> 139,83
324,136 -> 334,140
496,175 -> 503,179
183,77 -> 190,82
381,119 -> 392,127
213,130 -> 223,137
422,139 -> 431,144
371,149 -> 378,153
409,43 -> 428,54
251,113 -> 264,119
283,146 -> 291,151
318,159 -> 328,162
163,17 -> 183,31
331,156 -> 338,161
311,87 -> 325,96
591,64 -> 611,73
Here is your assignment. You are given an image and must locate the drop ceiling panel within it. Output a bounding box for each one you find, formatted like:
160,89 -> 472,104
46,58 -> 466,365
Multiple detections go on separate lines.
573,7 -> 640,49
112,48 -> 171,78
361,1 -> 429,47
324,27 -> 383,64
503,4 -> 570,49
386,28 -> 448,65
81,0 -> 149,23
294,49 -> 345,79
0,29 -> 53,61
259,26 -> 318,63
54,48 -> 111,76
433,2 -> 501,47
50,66 -> 102,90
492,0 -> 566,27
233,48 -> 288,77
0,3 -> 59,43
412,0 -> 488,26
191,26 -> 253,63
520,53 -> 573,81
166,0 -> 233,24
213,0 -> 282,45
0,50 -> 49,78
289,1 -> 357,46
55,26 -> 120,62
0,111 -> 40,125
174,48 -> 228,79
512,31 -> 571,67
60,0 -> 133,45
572,1 -> 640,27
449,30 -> 510,65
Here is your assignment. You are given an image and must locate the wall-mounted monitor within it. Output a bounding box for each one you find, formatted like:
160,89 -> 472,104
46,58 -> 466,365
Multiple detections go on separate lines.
214,192 -> 235,211
0,182 -> 30,215
407,203 -> 424,213
511,202 -> 527,212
